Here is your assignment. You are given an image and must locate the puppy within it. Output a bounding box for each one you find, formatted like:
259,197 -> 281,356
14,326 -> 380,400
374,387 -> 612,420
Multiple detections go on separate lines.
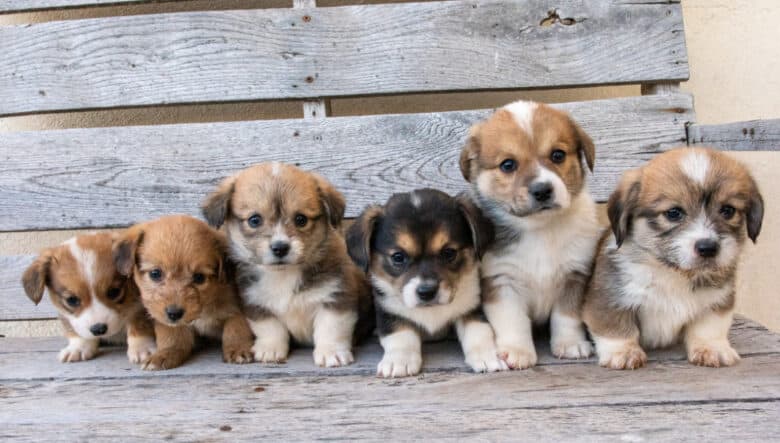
583,147 -> 764,369
202,162 -> 372,367
347,189 -> 508,377
22,232 -> 155,363
459,100 -> 600,369
113,215 -> 254,370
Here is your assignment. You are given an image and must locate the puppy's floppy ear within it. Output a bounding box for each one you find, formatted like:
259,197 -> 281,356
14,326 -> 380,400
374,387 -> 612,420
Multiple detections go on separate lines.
346,205 -> 384,272
202,176 -> 236,228
746,178 -> 764,243
572,119 -> 595,172
457,193 -> 494,258
607,169 -> 642,248
459,123 -> 482,182
113,226 -> 144,277
21,251 -> 52,305
313,173 -> 346,228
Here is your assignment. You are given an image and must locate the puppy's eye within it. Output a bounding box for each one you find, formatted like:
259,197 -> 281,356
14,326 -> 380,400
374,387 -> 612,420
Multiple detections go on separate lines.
192,273 -> 206,285
65,296 -> 80,308
148,268 -> 163,282
550,149 -> 566,164
294,214 -> 308,227
106,287 -> 122,300
664,207 -> 685,222
390,252 -> 407,266
440,247 -> 458,263
499,159 -> 517,173
247,214 -> 263,228
720,205 -> 736,220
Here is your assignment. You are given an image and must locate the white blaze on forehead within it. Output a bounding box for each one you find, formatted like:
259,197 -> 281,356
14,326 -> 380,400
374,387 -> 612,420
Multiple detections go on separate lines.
503,100 -> 538,138
65,237 -> 97,296
410,191 -> 421,208
271,161 -> 281,176
680,151 -> 710,185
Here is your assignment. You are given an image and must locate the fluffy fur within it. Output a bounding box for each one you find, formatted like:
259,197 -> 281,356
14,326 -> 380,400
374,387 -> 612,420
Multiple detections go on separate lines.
459,100 -> 600,369
347,189 -> 508,377
202,162 -> 373,367
22,233 -> 155,363
583,147 -> 764,369
113,215 -> 254,370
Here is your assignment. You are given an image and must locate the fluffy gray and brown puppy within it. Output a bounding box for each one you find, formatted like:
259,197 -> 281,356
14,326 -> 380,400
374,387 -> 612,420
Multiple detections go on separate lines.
583,147 -> 764,369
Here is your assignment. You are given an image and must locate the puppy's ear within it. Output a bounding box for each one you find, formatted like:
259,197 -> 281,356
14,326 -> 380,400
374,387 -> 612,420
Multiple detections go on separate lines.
313,173 -> 346,228
346,205 -> 384,272
573,120 -> 595,172
607,169 -> 642,248
113,227 -> 144,277
212,232 -> 233,282
457,193 -> 494,258
746,179 -> 764,243
21,251 -> 52,305
202,176 -> 236,228
459,124 -> 482,182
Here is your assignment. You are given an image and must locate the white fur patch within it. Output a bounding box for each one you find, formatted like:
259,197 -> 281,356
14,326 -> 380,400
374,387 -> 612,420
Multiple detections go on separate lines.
59,336 -> 99,362
680,150 -> 710,185
455,318 -> 508,373
250,316 -> 290,362
410,191 -> 421,208
65,238 -> 96,294
312,309 -> 357,367
535,165 -> 571,209
271,161 -> 281,176
127,335 -> 156,364
549,308 -> 592,359
503,100 -> 538,137
377,328 -> 423,378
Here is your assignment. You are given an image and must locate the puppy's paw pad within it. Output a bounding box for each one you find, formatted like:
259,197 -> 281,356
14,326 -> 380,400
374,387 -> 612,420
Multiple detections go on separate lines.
497,346 -> 537,370
377,352 -> 422,378
313,346 -> 354,367
224,348 -> 254,364
600,347 -> 647,370
465,348 -> 510,373
127,338 -> 156,364
142,352 -> 184,371
551,339 -> 593,359
689,344 -> 740,368
58,343 -> 98,363
252,342 -> 288,363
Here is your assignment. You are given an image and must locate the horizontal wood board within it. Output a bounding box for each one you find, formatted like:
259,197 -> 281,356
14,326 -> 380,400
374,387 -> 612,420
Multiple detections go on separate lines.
688,119 -> 780,151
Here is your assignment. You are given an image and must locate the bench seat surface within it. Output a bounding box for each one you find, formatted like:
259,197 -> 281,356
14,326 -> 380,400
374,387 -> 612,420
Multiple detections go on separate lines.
1,316 -> 778,441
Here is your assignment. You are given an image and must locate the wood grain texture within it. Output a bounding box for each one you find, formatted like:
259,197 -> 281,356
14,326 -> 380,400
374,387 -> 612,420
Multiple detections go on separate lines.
0,94 -> 693,233
0,0 -> 168,13
688,119 -> 780,151
0,318 -> 777,441
0,0 -> 689,115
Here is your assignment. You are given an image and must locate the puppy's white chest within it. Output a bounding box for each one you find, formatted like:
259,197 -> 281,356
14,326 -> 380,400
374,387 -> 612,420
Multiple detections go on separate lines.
191,316 -> 223,340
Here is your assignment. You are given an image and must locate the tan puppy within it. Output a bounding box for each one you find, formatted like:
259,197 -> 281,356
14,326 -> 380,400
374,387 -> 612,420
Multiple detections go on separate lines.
460,100 -> 600,369
202,162 -> 372,367
22,233 -> 155,363
583,147 -> 764,369
113,215 -> 254,370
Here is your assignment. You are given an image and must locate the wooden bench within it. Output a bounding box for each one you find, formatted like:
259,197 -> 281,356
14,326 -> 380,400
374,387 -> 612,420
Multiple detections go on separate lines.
1,0 -> 778,439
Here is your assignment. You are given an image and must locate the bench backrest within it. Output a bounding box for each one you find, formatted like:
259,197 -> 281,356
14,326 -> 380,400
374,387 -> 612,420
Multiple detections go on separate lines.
1,0 -> 693,321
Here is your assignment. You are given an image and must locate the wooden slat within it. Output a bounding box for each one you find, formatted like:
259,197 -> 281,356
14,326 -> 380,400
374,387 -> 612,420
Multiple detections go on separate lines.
0,0 -> 688,115
0,0 -> 167,13
688,119 -> 780,151
0,94 -> 693,233
0,319 -> 778,440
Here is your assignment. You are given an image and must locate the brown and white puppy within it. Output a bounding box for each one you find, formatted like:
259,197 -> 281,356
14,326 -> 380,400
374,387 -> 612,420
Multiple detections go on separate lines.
583,147 -> 764,369
114,215 -> 254,370
347,189 -> 508,377
202,162 -> 372,367
22,233 -> 155,363
459,100 -> 600,369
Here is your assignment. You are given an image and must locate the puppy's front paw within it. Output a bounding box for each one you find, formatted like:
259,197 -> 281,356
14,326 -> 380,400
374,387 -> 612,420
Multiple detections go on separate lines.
313,344 -> 354,367
465,347 -> 510,373
599,345 -> 647,370
252,340 -> 289,363
377,351 -> 422,378
497,346 -> 537,370
688,342 -> 740,368
59,339 -> 98,363
551,338 -> 593,360
224,346 -> 254,364
142,350 -> 187,371
127,336 -> 156,364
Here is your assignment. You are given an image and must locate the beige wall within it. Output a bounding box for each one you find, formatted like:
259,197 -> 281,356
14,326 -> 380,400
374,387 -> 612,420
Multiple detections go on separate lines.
1,0 -> 778,337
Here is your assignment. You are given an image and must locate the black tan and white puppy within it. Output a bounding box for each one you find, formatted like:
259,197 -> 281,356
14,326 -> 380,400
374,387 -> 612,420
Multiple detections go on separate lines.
202,162 -> 372,367
583,147 -> 764,369
114,215 -> 255,370
22,232 -> 156,363
347,189 -> 508,377
459,100 -> 600,369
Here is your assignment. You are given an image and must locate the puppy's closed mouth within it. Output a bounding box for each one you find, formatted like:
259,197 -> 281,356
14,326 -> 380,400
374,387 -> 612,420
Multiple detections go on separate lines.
509,203 -> 561,217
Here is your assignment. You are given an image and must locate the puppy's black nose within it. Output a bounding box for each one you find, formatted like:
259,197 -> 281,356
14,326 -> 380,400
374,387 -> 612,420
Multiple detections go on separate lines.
695,239 -> 720,258
530,182 -> 554,203
165,305 -> 185,322
416,282 -> 439,302
270,241 -> 290,258
89,323 -> 108,336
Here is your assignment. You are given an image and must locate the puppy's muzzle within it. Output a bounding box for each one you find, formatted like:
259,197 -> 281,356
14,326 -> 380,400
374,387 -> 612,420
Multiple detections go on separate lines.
529,181 -> 554,204
416,280 -> 439,303
270,241 -> 290,259
89,323 -> 108,337
165,305 -> 185,323
694,238 -> 720,258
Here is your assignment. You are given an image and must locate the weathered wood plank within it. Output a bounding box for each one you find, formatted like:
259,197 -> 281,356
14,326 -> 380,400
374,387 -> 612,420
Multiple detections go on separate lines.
0,94 -> 693,232
0,0 -> 173,13
688,119 -> 780,151
0,255 -> 58,321
0,0 -> 688,115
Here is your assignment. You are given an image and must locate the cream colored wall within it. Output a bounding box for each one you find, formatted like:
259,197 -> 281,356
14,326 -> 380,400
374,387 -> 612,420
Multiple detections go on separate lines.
1,0 -> 778,337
